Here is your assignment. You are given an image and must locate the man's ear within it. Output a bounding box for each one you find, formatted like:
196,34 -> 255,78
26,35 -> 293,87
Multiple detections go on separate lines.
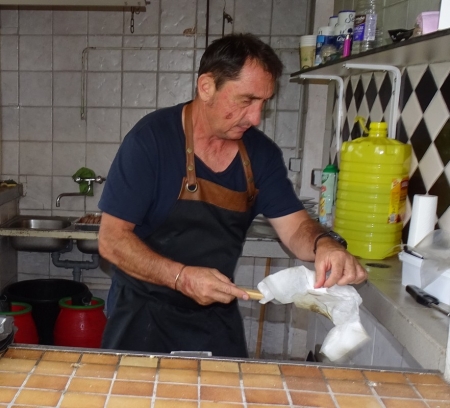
197,73 -> 216,102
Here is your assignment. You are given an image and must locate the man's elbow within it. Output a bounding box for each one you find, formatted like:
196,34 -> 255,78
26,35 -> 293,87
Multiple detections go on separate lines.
98,235 -> 115,263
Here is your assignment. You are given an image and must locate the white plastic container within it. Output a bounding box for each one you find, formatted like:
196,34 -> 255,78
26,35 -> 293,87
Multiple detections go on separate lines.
399,251 -> 450,306
318,26 -> 335,36
338,10 -> 355,26
399,251 -> 423,287
329,15 -> 338,27
417,11 -> 440,34
299,35 -> 317,69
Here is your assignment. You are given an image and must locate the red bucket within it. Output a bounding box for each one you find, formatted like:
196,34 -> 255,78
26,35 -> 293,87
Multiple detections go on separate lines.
53,297 -> 107,348
2,302 -> 39,344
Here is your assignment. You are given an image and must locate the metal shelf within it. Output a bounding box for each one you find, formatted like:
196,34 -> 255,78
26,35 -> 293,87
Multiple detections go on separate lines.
290,28 -> 450,80
0,0 -> 148,6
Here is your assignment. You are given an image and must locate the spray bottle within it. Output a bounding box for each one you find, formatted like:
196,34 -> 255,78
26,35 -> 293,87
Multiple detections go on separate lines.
319,164 -> 339,228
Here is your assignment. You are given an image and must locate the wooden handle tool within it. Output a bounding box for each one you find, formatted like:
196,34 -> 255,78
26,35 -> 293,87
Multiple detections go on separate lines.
239,287 -> 264,301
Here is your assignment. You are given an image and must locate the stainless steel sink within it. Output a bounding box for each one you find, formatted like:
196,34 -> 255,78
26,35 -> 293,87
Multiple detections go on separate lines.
76,239 -> 99,254
74,223 -> 99,254
7,218 -> 71,230
2,215 -> 72,252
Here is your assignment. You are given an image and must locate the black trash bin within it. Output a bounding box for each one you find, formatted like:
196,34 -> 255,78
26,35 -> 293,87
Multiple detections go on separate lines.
2,279 -> 90,345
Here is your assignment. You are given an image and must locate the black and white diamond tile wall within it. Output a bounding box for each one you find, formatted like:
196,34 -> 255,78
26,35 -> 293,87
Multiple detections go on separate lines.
332,61 -> 450,237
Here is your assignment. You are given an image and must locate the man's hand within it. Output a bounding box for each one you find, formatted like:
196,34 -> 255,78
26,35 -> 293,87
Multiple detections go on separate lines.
314,237 -> 367,288
176,266 -> 250,305
269,210 -> 367,288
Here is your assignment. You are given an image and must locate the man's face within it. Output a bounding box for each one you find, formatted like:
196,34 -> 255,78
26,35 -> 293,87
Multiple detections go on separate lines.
204,59 -> 275,140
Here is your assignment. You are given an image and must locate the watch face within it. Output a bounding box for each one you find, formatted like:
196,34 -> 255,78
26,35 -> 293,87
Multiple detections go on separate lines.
329,231 -> 348,249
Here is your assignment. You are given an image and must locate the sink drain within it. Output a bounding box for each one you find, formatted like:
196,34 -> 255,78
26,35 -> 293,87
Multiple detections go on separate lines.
365,262 -> 391,269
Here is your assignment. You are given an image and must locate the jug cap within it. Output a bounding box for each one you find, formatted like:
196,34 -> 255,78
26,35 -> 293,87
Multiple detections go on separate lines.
369,122 -> 388,137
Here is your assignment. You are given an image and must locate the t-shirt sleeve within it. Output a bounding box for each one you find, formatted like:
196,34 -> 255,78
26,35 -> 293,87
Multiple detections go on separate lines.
99,128 -> 156,226
251,136 -> 304,219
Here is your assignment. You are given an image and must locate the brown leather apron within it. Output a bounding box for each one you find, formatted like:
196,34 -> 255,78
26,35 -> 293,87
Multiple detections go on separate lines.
101,103 -> 258,357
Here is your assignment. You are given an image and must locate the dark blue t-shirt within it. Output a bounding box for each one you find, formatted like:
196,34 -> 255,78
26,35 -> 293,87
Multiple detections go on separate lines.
99,102 -> 303,240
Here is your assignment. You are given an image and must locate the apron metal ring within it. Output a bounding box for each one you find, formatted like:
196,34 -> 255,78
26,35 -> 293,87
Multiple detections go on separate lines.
186,182 -> 198,193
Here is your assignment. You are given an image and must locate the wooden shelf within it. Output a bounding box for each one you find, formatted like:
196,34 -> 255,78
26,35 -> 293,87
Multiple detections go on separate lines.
290,28 -> 450,79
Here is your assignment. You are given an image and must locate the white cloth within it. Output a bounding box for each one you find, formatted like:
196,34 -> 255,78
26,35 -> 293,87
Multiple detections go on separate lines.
257,265 -> 370,361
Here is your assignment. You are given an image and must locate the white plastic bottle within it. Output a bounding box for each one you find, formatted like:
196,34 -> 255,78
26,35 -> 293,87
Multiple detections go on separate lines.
352,0 -> 383,54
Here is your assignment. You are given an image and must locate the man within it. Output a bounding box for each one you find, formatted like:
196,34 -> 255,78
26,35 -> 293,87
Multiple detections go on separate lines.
98,33 -> 367,357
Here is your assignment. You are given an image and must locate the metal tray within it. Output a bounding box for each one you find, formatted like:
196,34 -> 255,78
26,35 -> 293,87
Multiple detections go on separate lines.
73,212 -> 102,231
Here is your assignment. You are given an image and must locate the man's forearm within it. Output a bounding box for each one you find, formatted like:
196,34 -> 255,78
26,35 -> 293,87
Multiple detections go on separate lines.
99,228 -> 183,289
270,210 -> 329,261
287,217 -> 328,261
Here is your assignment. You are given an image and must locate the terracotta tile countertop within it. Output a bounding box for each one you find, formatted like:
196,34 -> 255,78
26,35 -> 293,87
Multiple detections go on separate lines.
0,345 -> 449,407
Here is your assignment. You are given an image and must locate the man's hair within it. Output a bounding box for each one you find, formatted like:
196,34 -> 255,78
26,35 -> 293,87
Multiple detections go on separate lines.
198,33 -> 283,90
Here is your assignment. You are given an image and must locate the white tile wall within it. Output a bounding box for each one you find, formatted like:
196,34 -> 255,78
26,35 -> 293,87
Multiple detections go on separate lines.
19,108 -> 51,141
19,10 -> 52,34
53,108 -> 86,142
1,36 -> 18,70
53,10 -> 87,35
20,72 -> 52,106
1,72 -> 18,105
1,107 -> 19,140
53,73 -> 82,107
86,109 -> 121,142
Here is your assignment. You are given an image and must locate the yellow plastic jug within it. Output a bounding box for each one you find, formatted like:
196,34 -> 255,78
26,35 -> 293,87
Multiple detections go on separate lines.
334,122 -> 411,259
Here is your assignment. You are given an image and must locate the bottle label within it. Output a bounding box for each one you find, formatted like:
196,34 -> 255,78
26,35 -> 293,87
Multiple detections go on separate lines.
353,14 -> 366,41
319,173 -> 337,227
354,13 -> 377,41
388,177 -> 409,223
335,34 -> 345,51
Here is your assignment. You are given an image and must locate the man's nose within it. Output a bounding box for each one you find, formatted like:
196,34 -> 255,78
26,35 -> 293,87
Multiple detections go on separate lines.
247,103 -> 263,126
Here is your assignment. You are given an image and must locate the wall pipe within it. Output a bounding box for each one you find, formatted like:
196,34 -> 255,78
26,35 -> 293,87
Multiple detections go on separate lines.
343,63 -> 402,140
205,0 -> 210,48
51,249 -> 100,282
296,74 -> 344,159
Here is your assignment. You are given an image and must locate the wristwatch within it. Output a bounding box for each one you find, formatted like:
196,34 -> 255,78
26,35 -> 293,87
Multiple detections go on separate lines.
313,231 -> 347,254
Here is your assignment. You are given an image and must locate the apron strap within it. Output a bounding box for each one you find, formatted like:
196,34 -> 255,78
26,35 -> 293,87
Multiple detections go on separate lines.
238,139 -> 257,203
184,103 -> 197,192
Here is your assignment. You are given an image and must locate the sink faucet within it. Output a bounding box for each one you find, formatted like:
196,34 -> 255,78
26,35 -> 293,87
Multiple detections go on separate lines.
56,176 -> 106,207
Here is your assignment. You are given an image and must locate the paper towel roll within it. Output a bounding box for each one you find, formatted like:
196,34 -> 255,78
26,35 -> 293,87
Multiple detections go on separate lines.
407,194 -> 438,247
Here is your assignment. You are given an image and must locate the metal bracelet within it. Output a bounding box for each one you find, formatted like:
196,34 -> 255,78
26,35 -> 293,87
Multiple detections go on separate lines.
174,265 -> 187,290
